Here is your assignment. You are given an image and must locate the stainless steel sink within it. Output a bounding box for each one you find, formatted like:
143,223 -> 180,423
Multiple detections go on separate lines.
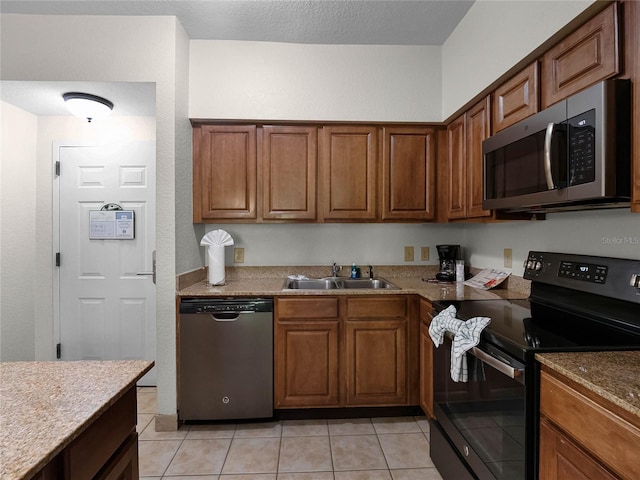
283,278 -> 341,290
282,277 -> 400,290
340,278 -> 399,289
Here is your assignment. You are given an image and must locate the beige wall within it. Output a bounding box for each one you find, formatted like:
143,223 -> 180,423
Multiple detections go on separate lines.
0,13 -> 188,418
189,40 -> 442,122
0,101 -> 37,361
441,0 -> 595,119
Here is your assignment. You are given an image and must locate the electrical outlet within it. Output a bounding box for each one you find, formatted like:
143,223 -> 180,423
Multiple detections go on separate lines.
504,248 -> 513,268
234,247 -> 245,263
404,246 -> 414,262
420,246 -> 430,261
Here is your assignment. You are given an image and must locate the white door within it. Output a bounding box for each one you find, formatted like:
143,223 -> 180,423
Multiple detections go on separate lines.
56,142 -> 156,385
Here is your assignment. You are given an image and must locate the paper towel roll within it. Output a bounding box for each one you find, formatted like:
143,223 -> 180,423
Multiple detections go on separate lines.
207,245 -> 226,285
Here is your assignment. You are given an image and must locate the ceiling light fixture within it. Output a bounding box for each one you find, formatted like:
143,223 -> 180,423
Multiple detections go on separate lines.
62,92 -> 114,123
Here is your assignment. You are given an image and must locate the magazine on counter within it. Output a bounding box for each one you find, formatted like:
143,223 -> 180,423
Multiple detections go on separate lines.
464,268 -> 511,290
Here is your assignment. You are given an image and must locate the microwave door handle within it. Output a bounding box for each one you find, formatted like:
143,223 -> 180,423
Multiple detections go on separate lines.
543,122 -> 557,190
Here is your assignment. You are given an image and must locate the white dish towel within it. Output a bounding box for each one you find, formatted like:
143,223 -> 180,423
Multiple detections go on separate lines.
429,305 -> 491,382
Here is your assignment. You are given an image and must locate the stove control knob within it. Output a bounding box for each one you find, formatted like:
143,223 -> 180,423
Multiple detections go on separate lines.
535,261 -> 543,271
631,274 -> 640,289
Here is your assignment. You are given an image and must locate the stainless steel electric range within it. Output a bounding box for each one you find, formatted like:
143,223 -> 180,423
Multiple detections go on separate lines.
429,251 -> 640,480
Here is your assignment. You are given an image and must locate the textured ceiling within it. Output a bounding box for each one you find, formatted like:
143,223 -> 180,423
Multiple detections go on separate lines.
0,0 -> 475,46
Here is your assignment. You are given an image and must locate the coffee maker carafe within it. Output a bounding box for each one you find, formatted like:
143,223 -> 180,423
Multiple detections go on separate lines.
436,245 -> 461,282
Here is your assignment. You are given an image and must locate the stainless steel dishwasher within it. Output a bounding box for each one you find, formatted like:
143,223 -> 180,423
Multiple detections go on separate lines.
178,297 -> 273,421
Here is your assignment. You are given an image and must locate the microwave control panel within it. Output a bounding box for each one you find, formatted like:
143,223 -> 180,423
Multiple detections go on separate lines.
567,108 -> 596,186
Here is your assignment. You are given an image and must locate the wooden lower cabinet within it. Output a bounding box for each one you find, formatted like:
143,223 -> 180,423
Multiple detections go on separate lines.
33,387 -> 139,480
539,367 -> 640,480
345,318 -> 407,406
274,295 -> 416,409
275,320 -> 340,408
418,298 -> 434,418
539,418 -> 616,480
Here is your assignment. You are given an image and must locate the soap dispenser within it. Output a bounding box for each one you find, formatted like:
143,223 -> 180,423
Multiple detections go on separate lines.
351,263 -> 358,279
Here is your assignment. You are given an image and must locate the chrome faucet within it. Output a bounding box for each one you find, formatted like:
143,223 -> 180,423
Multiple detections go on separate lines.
331,262 -> 342,278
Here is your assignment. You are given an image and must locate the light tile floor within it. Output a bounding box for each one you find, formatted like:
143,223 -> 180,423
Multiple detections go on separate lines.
137,387 -> 443,480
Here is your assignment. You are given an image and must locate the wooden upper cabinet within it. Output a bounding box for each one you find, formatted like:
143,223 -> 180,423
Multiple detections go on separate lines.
446,114 -> 466,220
381,127 -> 436,221
493,62 -> 539,133
193,124 -> 257,221
262,125 -> 317,221
466,97 -> 492,219
320,126 -> 378,221
445,97 -> 492,221
541,2 -> 619,108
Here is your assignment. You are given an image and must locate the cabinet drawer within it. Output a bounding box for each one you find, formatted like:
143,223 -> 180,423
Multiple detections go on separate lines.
277,297 -> 339,318
346,296 -> 406,318
540,370 -> 640,480
419,299 -> 433,323
63,387 -> 136,480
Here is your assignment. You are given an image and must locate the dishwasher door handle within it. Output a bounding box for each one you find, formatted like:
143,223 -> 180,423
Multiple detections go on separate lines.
211,311 -> 254,321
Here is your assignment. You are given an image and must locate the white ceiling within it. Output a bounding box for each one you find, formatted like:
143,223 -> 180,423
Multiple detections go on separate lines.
0,0 -> 475,46
1,1 -> 474,117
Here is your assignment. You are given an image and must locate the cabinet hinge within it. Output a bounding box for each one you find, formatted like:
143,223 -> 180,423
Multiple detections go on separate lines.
55,252 -> 61,267
55,161 -> 61,176
56,343 -> 61,359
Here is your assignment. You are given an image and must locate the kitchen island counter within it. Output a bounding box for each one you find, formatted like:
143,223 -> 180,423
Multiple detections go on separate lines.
536,351 -> 640,419
0,360 -> 153,480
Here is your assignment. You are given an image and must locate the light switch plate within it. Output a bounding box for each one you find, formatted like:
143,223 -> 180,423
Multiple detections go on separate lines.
234,247 -> 245,263
421,247 -> 430,261
504,248 -> 512,268
404,246 -> 414,262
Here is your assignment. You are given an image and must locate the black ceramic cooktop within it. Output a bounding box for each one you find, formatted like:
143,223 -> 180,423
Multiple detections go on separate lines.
433,297 -> 640,361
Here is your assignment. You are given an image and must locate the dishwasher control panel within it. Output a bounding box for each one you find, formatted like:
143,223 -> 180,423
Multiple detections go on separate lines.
179,297 -> 274,314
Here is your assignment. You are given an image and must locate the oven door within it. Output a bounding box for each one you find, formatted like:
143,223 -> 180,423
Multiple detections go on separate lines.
432,333 -> 527,480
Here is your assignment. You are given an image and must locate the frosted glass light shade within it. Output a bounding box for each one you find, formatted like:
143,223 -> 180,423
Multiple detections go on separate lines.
63,92 -> 113,122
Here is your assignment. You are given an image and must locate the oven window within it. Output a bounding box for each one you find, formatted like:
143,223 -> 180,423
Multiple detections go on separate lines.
434,339 -> 526,480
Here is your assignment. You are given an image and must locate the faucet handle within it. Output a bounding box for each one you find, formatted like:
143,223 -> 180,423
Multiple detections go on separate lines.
368,265 -> 374,279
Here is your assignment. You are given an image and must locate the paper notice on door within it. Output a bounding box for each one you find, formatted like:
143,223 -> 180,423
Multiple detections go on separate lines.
89,210 -> 135,239
464,269 -> 510,290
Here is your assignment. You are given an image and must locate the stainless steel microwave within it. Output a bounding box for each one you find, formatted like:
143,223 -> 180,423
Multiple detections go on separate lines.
482,79 -> 631,213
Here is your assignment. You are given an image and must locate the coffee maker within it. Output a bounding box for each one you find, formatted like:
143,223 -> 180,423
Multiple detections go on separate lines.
436,245 -> 461,281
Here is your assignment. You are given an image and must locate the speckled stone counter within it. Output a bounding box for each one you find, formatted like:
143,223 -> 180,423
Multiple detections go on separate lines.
0,360 -> 153,480
536,351 -> 640,418
177,265 -> 530,302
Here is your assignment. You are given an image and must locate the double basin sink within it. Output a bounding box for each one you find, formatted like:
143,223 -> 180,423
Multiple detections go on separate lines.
283,277 -> 400,290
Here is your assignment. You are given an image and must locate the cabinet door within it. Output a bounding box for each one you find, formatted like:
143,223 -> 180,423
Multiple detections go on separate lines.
466,97 -> 491,219
262,125 -> 317,220
275,297 -> 340,408
381,127 -> 436,221
320,126 -> 378,220
345,318 -> 407,405
541,3 -> 619,108
493,62 -> 539,133
419,299 -> 434,418
539,418 -> 617,480
275,320 -> 340,408
193,125 -> 257,221
94,433 -> 139,480
344,297 -> 408,406
446,114 -> 467,219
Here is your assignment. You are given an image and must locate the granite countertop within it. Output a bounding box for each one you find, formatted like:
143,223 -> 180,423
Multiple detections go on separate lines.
0,360 -> 154,480
536,351 -> 640,419
177,266 -> 530,302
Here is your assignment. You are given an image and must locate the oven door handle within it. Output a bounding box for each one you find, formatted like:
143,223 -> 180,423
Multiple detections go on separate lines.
468,346 -> 524,380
